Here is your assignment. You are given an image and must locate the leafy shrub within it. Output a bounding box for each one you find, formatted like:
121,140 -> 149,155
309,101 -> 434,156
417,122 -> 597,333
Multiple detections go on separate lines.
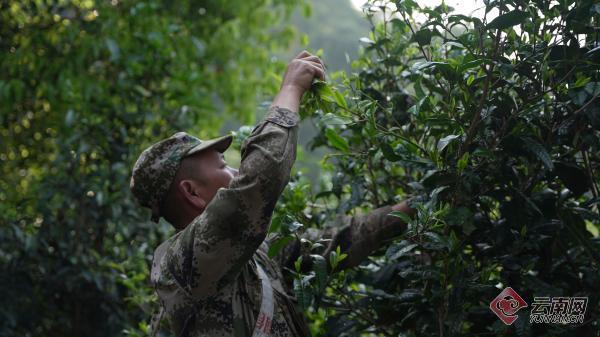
275,0 -> 600,335
0,0 -> 297,335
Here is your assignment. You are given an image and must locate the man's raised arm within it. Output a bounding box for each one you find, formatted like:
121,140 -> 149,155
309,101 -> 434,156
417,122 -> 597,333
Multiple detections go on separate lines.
159,51 -> 325,299
320,200 -> 416,269
274,199 -> 416,271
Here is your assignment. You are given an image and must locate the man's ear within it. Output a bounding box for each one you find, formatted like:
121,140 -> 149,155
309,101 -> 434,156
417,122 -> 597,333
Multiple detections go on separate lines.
178,179 -> 207,211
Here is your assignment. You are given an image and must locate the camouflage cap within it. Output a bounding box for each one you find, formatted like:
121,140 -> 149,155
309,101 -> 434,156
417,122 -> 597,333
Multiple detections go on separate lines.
130,131 -> 233,222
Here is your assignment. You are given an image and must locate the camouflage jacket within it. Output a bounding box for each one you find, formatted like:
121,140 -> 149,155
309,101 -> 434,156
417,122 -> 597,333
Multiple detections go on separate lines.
150,106 -> 403,337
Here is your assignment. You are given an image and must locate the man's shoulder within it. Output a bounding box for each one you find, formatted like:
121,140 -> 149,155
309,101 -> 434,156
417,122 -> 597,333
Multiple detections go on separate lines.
150,232 -> 183,284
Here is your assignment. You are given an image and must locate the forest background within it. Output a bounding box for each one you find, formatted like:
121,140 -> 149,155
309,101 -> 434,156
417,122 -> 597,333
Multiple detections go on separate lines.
1,0 -> 598,336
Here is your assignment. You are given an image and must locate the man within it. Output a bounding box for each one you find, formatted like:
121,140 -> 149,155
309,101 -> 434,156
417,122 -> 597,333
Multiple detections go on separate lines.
130,51 -> 415,337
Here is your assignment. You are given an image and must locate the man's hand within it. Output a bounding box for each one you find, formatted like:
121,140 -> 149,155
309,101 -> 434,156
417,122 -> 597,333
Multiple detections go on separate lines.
281,50 -> 326,96
272,51 -> 326,113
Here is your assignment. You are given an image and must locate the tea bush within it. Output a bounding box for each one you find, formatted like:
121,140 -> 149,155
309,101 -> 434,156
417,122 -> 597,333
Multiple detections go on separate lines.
274,0 -> 600,335
0,0 -> 297,335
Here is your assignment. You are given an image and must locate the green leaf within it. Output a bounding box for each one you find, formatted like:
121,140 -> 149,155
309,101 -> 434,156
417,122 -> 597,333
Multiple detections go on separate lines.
560,209 -> 600,263
325,128 -> 350,153
408,96 -> 428,116
302,2 -> 312,17
390,210 -> 412,224
134,85 -> 151,97
554,162 -> 590,197
444,207 -> 475,234
312,80 -> 336,103
300,33 -> 309,46
437,134 -> 460,152
329,245 -> 346,270
584,82 -> 600,96
359,37 -> 375,45
487,10 -> 529,30
333,90 -> 348,109
336,245 -> 347,263
191,37 -> 205,56
466,74 -> 475,86
472,147 -> 493,158
65,109 -> 75,127
412,28 -> 434,46
268,214 -> 282,233
457,152 -> 469,171
423,232 -> 450,251
569,88 -> 589,106
381,142 -> 402,161
319,113 -> 352,126
389,243 -> 418,260
414,61 -> 451,71
311,254 -> 328,293
514,188 -> 543,216
329,250 -> 338,270
522,137 -> 554,171
284,220 -> 303,235
396,289 -> 422,302
105,38 -> 120,61
268,235 -> 294,258
573,76 -> 591,88
295,256 -> 303,273
293,276 -> 313,310
459,59 -> 483,73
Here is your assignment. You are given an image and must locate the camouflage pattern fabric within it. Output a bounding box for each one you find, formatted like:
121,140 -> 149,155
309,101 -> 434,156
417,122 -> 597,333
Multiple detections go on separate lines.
151,106 -> 311,337
149,106 -> 407,336
272,204 -> 401,277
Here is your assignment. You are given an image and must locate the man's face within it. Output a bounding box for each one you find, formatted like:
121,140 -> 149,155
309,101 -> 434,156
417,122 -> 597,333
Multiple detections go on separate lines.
180,149 -> 238,207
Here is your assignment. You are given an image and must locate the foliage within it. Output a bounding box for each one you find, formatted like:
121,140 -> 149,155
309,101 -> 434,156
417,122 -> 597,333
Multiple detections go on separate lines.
3,0 -> 599,336
0,0 -> 300,335
274,0 -> 600,335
